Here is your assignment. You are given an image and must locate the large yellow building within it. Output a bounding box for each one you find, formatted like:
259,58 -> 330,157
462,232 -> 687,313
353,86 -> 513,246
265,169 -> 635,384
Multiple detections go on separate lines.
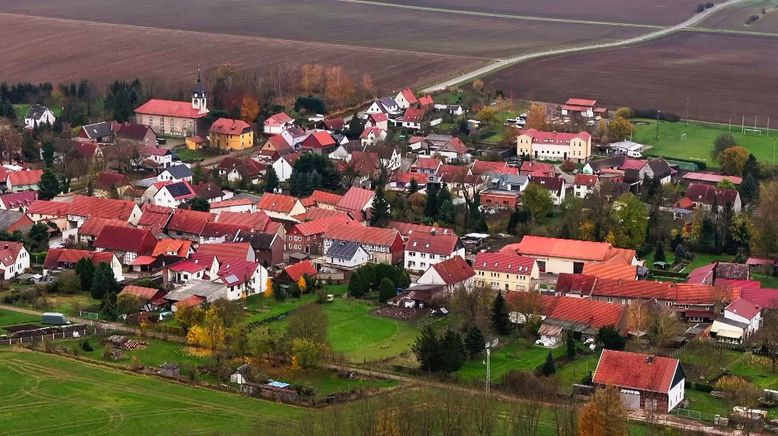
209,118 -> 254,151
516,128 -> 592,163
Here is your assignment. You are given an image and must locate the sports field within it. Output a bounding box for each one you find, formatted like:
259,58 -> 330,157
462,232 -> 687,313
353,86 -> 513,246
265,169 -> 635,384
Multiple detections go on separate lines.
633,118 -> 778,167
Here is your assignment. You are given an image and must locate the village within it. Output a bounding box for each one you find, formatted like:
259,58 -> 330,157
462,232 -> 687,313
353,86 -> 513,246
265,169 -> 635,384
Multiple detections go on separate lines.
1,67 -> 778,435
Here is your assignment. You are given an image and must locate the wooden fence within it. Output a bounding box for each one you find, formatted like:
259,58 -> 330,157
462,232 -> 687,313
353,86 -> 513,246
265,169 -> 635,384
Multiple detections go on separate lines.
1,326 -> 92,346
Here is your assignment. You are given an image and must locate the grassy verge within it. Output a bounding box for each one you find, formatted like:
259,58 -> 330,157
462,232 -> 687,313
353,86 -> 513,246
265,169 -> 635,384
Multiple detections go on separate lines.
0,308 -> 40,332
456,338 -> 564,383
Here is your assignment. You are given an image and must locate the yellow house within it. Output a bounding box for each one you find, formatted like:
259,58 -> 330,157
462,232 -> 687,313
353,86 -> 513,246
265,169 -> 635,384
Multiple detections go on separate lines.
474,251 -> 539,292
185,135 -> 205,150
209,118 -> 254,151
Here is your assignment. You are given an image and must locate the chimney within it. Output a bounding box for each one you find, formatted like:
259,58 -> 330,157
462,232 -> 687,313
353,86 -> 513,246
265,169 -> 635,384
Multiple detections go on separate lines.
645,355 -> 654,365
430,229 -> 437,236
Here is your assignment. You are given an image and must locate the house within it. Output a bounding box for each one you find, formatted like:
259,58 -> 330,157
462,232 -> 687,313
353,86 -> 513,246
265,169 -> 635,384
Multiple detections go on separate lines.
151,181 -> 197,208
115,123 -> 157,147
317,118 -> 345,133
684,184 -> 742,213
217,259 -> 268,300
682,172 -> 742,186
366,97 -> 401,116
593,350 -> 685,413
360,127 -> 387,147
263,113 -> 294,136
77,217 -> 130,245
300,190 -> 343,210
474,251 -> 539,292
0,191 -> 36,211
6,169 -> 43,192
433,104 -> 465,116
336,187 -> 374,221
66,195 -> 142,226
300,131 -> 337,155
258,135 -> 293,162
560,98 -> 607,119
365,113 -> 389,131
210,198 -> 255,214
471,160 -> 519,177
93,226 -> 157,265
94,172 -> 132,197
403,232 -> 465,273
209,118 -> 254,151
277,260 -> 318,284
138,146 -> 173,170
197,242 -> 255,263
324,225 -> 403,264
157,164 -> 193,182
72,141 -> 103,164
287,215 -> 356,257
480,189 -> 521,209
418,95 -> 434,111
394,108 -> 425,130
272,152 -> 299,183
416,256 -> 475,294
78,121 -> 116,144
573,174 -> 599,198
166,280 -> 226,307
516,129 -> 592,163
388,221 -> 454,240
411,157 -> 442,175
387,172 -> 428,192
118,285 -> 167,309
233,230 -> 284,267
152,239 -> 192,258
192,182 -> 230,203
0,210 -> 32,234
0,241 -> 29,280
508,236 -> 638,274
520,161 -> 555,178
324,241 -> 371,268
134,70 -> 208,137
329,140 -> 364,162
168,254 -> 218,285
216,157 -> 264,185
24,104 -> 55,129
529,176 -> 566,206
395,88 -> 418,109
185,135 -> 205,150
347,151 -> 381,182
711,298 -> 762,343
257,193 -> 305,217
43,248 -> 123,281
436,137 -> 470,163
524,294 -> 626,345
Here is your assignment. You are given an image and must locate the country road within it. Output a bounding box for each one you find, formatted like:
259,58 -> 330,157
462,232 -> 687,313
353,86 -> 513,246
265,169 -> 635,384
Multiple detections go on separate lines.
419,0 -> 746,93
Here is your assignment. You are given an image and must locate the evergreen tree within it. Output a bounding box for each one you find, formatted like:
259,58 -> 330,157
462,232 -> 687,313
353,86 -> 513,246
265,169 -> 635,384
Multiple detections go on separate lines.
597,326 -> 626,350
370,186 -> 390,227
26,223 -> 50,252
436,183 -> 452,211
541,350 -> 556,376
465,325 -> 486,359
438,200 -> 456,225
378,277 -> 395,303
491,292 -> 511,335
740,172 -> 758,205
264,166 -> 279,193
38,168 -> 62,200
440,330 -> 467,372
424,184 -> 439,219
189,197 -> 210,212
654,242 -> 666,262
348,270 -> 368,297
91,262 -> 119,301
408,178 -> 419,194
192,164 -> 207,185
412,326 -> 441,372
42,140 -> 55,167
507,208 -> 521,234
75,258 -> 95,292
566,330 -> 576,359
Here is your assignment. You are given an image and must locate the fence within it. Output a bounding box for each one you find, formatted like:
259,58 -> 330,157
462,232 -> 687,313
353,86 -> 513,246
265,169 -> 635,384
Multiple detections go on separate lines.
1,326 -> 91,346
672,407 -> 714,424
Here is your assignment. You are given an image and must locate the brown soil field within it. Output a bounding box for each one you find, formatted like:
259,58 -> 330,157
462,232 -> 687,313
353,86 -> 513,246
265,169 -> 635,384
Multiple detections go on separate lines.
485,32 -> 778,125
380,0 -> 703,25
697,0 -> 778,32
0,0 -> 645,58
0,14 -> 485,91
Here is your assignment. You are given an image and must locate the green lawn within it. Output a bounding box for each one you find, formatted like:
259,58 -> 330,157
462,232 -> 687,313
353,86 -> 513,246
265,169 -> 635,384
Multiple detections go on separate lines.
682,253 -> 733,273
173,148 -> 205,162
291,369 -> 398,396
0,308 -> 39,332
65,335 -> 208,369
634,118 -> 778,168
683,390 -> 728,420
754,272 -> 778,289
555,351 -> 600,393
244,285 -> 348,325
456,338 -> 564,383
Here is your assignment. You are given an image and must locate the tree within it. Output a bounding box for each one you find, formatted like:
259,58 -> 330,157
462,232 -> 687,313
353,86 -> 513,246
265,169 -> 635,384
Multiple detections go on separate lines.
730,213 -> 754,261
610,193 -> 649,249
597,326 -> 625,350
566,330 -> 576,359
525,103 -> 546,130
491,292 -> 511,335
174,305 -> 205,332
465,325 -> 485,359
75,258 -> 95,292
287,304 -> 328,345
299,64 -> 323,95
324,66 -> 355,107
614,107 -> 633,119
189,197 -> 210,212
740,173 -> 758,206
424,185 -> 439,219
187,307 -> 226,352
104,80 -> 143,122
653,241 -> 666,262
90,262 -> 119,301
412,326 -> 441,372
55,270 -> 81,294
42,140 -> 56,167
752,181 -> 778,257
475,107 -> 498,124
408,178 -> 419,194
472,79 -> 485,92
291,338 -> 327,369
719,145 -> 749,176
117,294 -> 141,316
370,186 -> 391,227
26,222 -> 50,252
378,277 -> 395,303
359,73 -> 375,101
239,94 -> 260,124
713,133 -> 737,158
522,184 -> 553,221
541,350 -> 556,376
715,375 -> 761,434
578,386 -> 629,436
264,166 -> 279,193
38,167 -> 62,200
439,330 -> 467,372
607,117 -> 635,142
752,310 -> 778,372
348,270 -> 368,297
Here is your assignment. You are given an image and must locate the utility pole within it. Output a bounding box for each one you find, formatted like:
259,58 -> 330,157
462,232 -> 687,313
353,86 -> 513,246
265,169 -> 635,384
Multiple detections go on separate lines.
655,109 -> 661,140
484,342 -> 491,394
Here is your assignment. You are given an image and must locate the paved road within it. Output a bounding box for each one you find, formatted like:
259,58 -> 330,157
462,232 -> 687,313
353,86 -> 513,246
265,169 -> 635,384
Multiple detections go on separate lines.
420,0 -> 746,93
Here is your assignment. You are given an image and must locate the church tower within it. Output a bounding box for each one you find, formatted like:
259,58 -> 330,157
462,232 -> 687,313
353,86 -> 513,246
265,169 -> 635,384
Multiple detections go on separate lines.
192,67 -> 209,114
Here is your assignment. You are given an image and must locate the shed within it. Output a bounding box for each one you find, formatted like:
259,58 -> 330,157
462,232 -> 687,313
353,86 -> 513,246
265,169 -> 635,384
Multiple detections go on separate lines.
159,363 -> 181,378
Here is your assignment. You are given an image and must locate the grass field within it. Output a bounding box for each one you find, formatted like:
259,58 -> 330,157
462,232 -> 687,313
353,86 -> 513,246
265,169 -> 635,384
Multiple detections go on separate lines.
172,148 -> 205,163
244,284 -> 347,325
0,308 -> 39,332
456,338 -> 565,383
634,118 -> 778,167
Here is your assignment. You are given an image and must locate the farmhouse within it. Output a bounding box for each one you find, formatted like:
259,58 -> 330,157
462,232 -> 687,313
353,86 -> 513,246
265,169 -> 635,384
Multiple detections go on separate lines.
507,236 -> 637,275
403,231 -> 465,273
94,226 -> 158,265
134,70 -> 208,137
263,112 -> 294,136
323,225 -> 403,265
593,350 -> 685,413
209,118 -> 254,151
24,104 -> 55,129
115,123 -> 157,147
474,251 -> 538,292
43,248 -> 122,281
257,193 -> 305,217
0,241 -> 29,280
560,98 -> 607,119
710,298 -> 762,343
395,88 -> 418,109
416,255 -> 475,294
516,129 -> 591,163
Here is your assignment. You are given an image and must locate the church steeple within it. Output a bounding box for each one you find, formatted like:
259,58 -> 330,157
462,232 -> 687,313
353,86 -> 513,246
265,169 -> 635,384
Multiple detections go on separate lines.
192,66 -> 208,114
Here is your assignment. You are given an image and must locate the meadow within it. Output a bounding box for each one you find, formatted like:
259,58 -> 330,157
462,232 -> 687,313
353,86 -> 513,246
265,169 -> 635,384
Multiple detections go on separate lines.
0,309 -> 39,333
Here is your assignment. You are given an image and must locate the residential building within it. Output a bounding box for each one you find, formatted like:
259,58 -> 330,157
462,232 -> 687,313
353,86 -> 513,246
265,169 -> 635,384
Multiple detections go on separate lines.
365,97 -> 401,116
416,256 -> 475,294
263,113 -> 294,136
710,298 -> 762,343
157,164 -> 193,182
134,70 -> 208,137
216,157 -> 264,185
411,157 -> 442,175
324,241 -> 371,268
404,232 -> 465,273
93,226 -> 157,265
140,146 -> 173,169
286,215 -> 355,257
336,187 -> 375,222
300,190 -> 343,211
217,259 -> 268,300
7,169 -> 43,192
474,251 -> 539,292
43,248 -> 123,281
394,108 -> 425,130
529,176 -> 566,206
257,193 -> 305,217
78,121 -> 116,144
520,161 -> 555,177
560,98 -> 607,119
0,241 -> 29,280
593,350 -> 685,413
360,127 -> 387,147
209,118 -> 254,150
508,236 -> 638,274
684,183 -> 742,213
77,217 -> 129,246
94,172 -> 132,197
573,174 -> 599,198
395,88 -> 418,109
233,230 -> 284,267
151,181 -> 197,208
300,131 -> 337,155
324,225 -> 403,264
516,129 -> 592,163
197,242 -> 255,263
24,104 -> 55,129
0,191 -> 36,211
272,152 -> 299,183
115,123 -> 157,147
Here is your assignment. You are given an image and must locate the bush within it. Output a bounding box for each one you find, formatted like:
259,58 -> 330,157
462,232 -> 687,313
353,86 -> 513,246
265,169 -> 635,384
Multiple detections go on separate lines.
560,160 -> 575,172
80,339 -> 93,352
696,4 -> 705,12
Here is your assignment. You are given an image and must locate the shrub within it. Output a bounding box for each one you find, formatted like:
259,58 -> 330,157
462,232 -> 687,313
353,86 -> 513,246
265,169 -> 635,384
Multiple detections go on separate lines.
80,339 -> 93,352
696,4 -> 705,12
560,160 -> 575,172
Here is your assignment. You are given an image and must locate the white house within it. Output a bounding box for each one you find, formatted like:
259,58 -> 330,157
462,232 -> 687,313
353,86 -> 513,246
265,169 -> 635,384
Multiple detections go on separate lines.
365,113 -> 389,131
516,129 -> 592,163
150,181 -> 197,208
217,260 -> 268,301
433,104 -> 465,116
394,88 -> 418,110
573,174 -> 599,199
529,177 -> 566,206
263,112 -> 294,136
0,242 -> 29,280
324,241 -> 370,268
272,154 -> 296,183
24,105 -> 55,130
416,256 -> 475,295
404,232 -> 465,273
157,164 -> 193,182
394,108 -> 425,131
141,146 -> 173,169
365,97 -> 401,116
711,298 -> 762,343
360,127 -> 387,147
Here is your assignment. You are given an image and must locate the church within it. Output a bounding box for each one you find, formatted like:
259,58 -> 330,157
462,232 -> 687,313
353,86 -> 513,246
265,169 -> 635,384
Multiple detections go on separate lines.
134,69 -> 209,137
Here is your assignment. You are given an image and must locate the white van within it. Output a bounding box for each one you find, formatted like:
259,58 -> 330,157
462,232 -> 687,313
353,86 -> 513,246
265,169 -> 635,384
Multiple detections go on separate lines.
627,150 -> 643,158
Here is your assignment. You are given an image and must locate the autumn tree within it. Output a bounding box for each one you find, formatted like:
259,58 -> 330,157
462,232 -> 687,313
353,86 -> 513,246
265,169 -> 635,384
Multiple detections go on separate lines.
607,117 -> 635,142
525,103 -> 547,130
359,73 -> 375,101
713,132 -> 737,159
239,94 -> 260,124
609,193 -> 648,249
476,106 -> 498,124
752,180 -> 778,257
522,183 -> 553,221
287,304 -> 328,345
450,285 -> 495,331
324,66 -> 355,108
299,64 -> 323,95
751,310 -> 778,372
719,145 -> 749,176
186,306 -> 226,352
472,79 -> 485,92
715,375 -> 761,434
578,386 -> 629,436
614,107 -> 633,119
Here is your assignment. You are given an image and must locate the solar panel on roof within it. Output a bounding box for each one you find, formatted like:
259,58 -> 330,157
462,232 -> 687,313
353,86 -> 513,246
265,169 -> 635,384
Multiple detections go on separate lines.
166,183 -> 193,198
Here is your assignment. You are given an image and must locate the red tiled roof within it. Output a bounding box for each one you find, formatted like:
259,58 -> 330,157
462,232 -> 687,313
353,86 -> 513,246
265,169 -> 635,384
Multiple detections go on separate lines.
215,211 -> 271,232
152,239 -> 192,257
471,160 -> 518,176
474,251 -> 535,274
79,217 -> 130,237
686,184 -> 739,207
582,263 -> 637,281
43,248 -> 117,269
674,197 -> 695,210
593,350 -> 679,394
520,129 -> 591,144
0,191 -> 36,209
0,241 -> 23,267
141,146 -> 171,157
119,285 -> 162,300
687,263 -> 715,284
94,226 -> 157,255
438,164 -> 469,179
368,112 -> 388,123
169,259 -> 209,273
619,158 -> 647,171
116,123 -> 154,142
218,259 -> 259,286
683,172 -> 742,185
725,298 -> 760,320
283,260 -> 317,282
741,288 -> 778,310
7,169 -> 43,187
192,182 -> 224,200
565,98 -> 597,107
573,174 -> 599,187
413,157 -> 442,172
589,278 -> 740,305
293,208 -> 350,222
95,171 -> 130,191
520,161 -> 555,175
399,108 -> 425,123
360,127 -> 385,139
714,278 -> 761,290
265,112 -> 294,126
301,190 -> 342,208
418,95 -> 434,106
441,137 -> 468,154
166,209 -> 215,234
217,157 -> 264,178
387,221 -> 454,238
336,187 -> 374,212
515,236 -> 613,262
430,256 -> 475,285
210,118 -> 252,136
209,198 -> 254,209
200,221 -> 244,239
399,88 -> 418,105
555,273 -> 598,294
325,224 -> 400,247
391,171 -> 427,184
68,195 -> 137,220
257,193 -> 300,214
196,242 -> 252,262
530,176 -> 564,193
406,232 -> 461,256
176,295 -> 206,308
541,295 -> 625,329
294,215 -> 356,237
138,204 -> 175,228
72,141 -> 100,159
135,99 -> 207,119
301,131 -> 336,149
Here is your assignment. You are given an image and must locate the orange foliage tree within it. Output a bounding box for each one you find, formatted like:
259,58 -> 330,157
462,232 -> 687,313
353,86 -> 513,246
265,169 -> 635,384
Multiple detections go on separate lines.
300,64 -> 323,95
239,95 -> 260,124
525,103 -> 547,130
578,386 -> 628,436
324,66 -> 355,108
